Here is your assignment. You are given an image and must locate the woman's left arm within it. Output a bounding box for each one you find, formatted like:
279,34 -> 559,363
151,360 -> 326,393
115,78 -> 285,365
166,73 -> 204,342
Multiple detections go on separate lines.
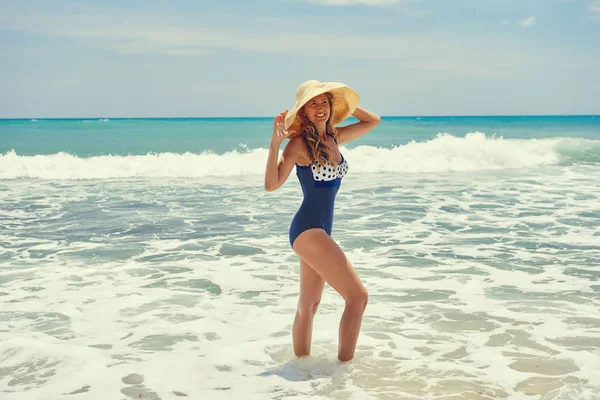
336,107 -> 381,145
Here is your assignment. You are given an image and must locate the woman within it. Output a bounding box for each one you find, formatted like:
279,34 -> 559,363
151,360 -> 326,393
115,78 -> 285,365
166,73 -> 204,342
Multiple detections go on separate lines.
264,80 -> 380,362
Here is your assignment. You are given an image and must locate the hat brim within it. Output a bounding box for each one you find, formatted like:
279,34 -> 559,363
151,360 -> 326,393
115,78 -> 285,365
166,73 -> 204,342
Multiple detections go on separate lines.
284,82 -> 360,139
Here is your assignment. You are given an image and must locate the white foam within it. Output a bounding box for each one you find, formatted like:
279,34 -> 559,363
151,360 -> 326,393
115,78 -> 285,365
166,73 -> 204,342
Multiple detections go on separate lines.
356,132 -> 561,173
1,157 -> 599,399
1,133 -> 596,179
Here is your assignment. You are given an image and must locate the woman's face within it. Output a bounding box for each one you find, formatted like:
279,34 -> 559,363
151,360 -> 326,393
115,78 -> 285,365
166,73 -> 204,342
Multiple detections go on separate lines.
302,94 -> 331,126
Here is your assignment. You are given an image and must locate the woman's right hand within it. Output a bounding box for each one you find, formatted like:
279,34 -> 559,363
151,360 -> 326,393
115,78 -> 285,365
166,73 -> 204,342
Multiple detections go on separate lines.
271,110 -> 295,145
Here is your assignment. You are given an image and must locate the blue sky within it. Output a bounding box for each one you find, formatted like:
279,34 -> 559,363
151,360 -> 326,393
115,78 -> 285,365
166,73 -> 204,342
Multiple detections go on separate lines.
1,0 -> 599,117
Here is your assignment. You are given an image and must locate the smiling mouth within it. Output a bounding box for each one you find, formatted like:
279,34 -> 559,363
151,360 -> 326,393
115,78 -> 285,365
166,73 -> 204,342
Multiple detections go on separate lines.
315,113 -> 326,118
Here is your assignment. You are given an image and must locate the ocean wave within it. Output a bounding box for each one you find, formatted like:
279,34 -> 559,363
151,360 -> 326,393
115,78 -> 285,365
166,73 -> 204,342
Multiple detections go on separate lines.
1,133 -> 598,180
77,119 -> 110,124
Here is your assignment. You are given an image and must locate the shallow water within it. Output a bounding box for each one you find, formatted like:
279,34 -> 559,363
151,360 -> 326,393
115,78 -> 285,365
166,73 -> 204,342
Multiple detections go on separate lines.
1,161 -> 599,399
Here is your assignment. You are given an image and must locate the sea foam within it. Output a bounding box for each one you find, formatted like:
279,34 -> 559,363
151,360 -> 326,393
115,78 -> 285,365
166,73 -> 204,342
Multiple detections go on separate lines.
1,133 -> 598,180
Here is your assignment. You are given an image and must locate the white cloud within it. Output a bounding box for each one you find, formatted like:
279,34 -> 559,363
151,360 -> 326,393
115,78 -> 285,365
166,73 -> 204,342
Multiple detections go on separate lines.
589,1 -> 600,13
164,49 -> 212,56
316,0 -> 405,6
0,6 -> 550,78
520,17 -> 536,27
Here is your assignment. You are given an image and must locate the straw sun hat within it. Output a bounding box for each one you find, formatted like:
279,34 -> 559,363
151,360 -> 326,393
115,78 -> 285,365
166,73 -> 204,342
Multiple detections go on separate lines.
284,80 -> 360,139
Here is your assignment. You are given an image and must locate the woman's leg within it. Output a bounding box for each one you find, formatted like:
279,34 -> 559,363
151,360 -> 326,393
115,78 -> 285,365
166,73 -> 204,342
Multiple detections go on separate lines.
293,229 -> 368,362
292,258 -> 325,357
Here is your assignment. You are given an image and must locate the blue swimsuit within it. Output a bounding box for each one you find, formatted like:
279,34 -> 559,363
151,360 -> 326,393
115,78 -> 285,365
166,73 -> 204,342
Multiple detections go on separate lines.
289,135 -> 349,248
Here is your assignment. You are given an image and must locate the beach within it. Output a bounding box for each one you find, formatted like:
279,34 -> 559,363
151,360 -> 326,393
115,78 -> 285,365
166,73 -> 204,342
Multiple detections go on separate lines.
1,116 -> 599,399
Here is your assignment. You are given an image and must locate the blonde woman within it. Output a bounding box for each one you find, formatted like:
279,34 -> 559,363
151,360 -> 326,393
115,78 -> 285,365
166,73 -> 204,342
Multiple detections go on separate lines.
264,80 -> 380,362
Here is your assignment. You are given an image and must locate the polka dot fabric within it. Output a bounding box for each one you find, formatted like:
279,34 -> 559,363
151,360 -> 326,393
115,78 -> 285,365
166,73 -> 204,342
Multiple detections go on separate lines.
311,159 -> 349,181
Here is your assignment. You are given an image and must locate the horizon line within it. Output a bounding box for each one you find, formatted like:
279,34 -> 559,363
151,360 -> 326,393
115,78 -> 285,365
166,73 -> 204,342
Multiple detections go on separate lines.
1,114 -> 599,120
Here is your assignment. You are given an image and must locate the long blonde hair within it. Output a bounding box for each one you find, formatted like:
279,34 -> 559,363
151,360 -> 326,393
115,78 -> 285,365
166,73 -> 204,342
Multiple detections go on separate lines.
298,92 -> 339,169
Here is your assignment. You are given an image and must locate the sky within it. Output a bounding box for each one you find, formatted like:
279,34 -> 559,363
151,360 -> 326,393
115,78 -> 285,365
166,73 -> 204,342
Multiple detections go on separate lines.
1,0 -> 599,118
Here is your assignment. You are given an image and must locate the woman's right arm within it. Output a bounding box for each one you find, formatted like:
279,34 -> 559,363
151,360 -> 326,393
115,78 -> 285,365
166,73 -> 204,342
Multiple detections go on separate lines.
264,111 -> 299,192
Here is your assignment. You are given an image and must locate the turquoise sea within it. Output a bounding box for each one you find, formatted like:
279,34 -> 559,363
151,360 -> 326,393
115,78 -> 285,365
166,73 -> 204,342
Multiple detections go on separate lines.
1,116 -> 599,399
